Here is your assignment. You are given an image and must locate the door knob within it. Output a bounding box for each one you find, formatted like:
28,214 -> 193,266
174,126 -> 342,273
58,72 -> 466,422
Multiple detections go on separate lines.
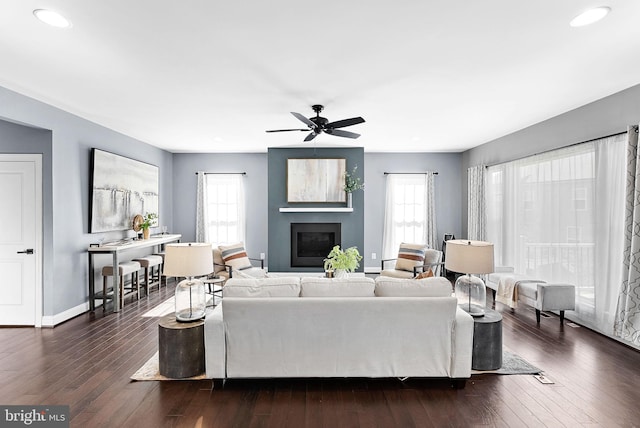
17,249 -> 34,254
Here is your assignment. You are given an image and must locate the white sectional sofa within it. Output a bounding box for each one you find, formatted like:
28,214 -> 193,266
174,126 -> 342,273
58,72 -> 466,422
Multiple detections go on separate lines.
204,275 -> 474,387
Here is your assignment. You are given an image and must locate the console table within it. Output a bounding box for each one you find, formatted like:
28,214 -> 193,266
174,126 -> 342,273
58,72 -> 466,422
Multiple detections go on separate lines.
88,234 -> 181,312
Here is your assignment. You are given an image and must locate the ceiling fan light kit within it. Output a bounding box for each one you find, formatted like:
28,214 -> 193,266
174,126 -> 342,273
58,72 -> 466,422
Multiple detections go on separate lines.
267,104 -> 365,142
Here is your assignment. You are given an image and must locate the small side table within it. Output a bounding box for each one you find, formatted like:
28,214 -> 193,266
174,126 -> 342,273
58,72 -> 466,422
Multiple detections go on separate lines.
158,314 -> 205,378
472,309 -> 503,370
203,277 -> 224,307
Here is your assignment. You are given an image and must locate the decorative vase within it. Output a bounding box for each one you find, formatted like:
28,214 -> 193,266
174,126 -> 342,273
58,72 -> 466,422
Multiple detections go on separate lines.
347,192 -> 353,208
143,228 -> 150,239
334,269 -> 348,279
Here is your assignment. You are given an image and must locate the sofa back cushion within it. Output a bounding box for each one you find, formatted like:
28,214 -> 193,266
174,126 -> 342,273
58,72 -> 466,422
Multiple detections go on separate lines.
223,277 -> 300,298
300,277 -> 375,297
374,276 -> 452,297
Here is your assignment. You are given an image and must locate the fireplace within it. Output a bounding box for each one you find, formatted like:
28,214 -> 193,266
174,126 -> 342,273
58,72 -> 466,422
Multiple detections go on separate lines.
291,223 -> 341,267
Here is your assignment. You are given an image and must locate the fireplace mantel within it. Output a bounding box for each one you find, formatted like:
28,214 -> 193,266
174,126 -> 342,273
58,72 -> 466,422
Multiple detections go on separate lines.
279,207 -> 353,213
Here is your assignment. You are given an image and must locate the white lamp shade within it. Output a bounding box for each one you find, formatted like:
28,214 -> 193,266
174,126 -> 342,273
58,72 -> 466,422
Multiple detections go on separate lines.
163,243 -> 213,278
444,239 -> 494,274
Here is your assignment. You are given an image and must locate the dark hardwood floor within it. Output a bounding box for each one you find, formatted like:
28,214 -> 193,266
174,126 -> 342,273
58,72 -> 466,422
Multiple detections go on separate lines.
2,282 -> 640,428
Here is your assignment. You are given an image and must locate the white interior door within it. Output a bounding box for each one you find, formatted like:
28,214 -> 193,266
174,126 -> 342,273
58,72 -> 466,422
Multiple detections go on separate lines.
0,155 -> 42,326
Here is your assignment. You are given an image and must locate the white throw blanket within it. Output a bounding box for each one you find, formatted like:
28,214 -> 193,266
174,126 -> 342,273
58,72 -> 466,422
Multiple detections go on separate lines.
496,276 -> 546,309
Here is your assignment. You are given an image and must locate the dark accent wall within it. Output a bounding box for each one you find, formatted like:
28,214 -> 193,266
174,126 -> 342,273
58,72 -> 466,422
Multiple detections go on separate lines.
268,147 -> 365,272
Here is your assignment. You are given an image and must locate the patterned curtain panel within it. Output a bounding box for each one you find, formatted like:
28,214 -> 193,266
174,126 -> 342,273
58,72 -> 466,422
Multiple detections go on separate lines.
195,171 -> 208,242
425,172 -> 437,250
467,165 -> 486,241
615,124 -> 640,345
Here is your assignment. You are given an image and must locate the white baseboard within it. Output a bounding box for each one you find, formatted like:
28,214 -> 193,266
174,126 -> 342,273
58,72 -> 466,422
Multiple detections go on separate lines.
41,302 -> 90,327
364,266 -> 380,274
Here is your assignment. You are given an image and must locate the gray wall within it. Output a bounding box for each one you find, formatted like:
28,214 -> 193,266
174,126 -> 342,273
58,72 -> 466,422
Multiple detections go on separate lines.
0,86 -> 173,321
461,83 -> 640,237
171,153 -> 269,259
268,147 -> 365,272
363,153 -> 463,269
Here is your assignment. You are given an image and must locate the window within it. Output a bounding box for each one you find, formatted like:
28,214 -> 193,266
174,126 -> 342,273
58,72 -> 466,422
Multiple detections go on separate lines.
486,133 -> 626,332
199,173 -> 245,246
382,173 -> 436,258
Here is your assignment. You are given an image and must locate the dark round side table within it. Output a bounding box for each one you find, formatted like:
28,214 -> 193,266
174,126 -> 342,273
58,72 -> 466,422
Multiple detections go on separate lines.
472,308 -> 503,370
158,314 -> 205,378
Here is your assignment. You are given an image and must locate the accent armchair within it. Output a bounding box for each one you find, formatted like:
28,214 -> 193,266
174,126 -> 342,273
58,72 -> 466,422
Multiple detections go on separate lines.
380,244 -> 444,279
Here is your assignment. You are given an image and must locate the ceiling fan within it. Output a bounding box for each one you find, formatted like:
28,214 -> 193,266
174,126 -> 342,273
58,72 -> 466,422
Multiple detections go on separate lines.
266,104 -> 365,142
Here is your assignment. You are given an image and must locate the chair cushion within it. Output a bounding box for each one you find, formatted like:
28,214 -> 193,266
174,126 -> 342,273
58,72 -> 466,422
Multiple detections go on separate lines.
213,247 -> 225,273
219,242 -> 253,271
395,243 -> 429,272
223,277 -> 301,297
300,277 -> 375,297
380,269 -> 415,279
374,276 -> 452,297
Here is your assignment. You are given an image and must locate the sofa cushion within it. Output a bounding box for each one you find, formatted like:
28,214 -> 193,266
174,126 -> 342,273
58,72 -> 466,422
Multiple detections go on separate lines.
374,276 -> 452,297
223,277 -> 300,298
395,243 -> 429,272
300,277 -> 375,297
219,242 -> 253,271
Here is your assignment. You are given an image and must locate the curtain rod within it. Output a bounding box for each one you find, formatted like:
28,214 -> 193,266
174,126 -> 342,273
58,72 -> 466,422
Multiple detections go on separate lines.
384,172 -> 438,175
195,172 -> 246,175
485,129 -> 633,168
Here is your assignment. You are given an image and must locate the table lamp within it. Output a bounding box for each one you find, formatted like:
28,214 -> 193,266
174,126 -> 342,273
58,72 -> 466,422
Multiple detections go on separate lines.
444,239 -> 494,317
163,243 -> 213,322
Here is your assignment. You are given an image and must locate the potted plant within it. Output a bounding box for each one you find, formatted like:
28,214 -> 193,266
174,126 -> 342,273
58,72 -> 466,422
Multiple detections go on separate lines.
323,245 -> 363,278
140,212 -> 157,239
343,165 -> 364,208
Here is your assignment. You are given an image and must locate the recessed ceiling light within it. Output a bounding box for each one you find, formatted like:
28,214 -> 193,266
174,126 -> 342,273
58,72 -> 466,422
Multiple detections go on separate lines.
33,9 -> 71,28
570,6 -> 611,27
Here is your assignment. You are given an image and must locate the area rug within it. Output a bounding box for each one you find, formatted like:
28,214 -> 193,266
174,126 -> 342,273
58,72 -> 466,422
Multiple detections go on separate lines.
130,351 -> 208,381
472,351 -> 541,375
141,296 -> 175,318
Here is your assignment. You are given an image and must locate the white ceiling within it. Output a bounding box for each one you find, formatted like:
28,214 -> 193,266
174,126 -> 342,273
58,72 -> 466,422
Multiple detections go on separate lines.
1,1 -> 639,153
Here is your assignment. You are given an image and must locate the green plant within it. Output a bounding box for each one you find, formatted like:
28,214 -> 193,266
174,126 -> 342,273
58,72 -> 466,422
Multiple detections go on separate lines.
323,245 -> 363,273
140,212 -> 157,229
343,165 -> 365,193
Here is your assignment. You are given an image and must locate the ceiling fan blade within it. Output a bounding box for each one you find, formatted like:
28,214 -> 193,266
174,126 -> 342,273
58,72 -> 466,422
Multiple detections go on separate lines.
303,132 -> 318,142
291,112 -> 316,128
326,117 -> 365,129
265,128 -> 309,133
326,129 -> 360,139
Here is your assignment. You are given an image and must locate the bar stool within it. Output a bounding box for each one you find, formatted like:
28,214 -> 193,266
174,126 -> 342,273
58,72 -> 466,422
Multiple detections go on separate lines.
102,261 -> 141,310
133,255 -> 163,296
153,252 -> 167,287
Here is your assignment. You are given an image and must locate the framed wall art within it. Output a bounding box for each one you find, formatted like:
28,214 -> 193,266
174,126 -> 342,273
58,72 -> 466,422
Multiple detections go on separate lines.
287,158 -> 346,203
90,148 -> 159,233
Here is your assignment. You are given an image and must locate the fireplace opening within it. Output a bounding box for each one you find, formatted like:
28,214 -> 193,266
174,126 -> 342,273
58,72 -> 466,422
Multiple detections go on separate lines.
291,223 -> 341,267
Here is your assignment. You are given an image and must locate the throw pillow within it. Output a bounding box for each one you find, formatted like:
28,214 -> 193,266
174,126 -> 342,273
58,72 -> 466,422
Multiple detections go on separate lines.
394,243 -> 429,272
219,242 -> 253,271
414,269 -> 434,279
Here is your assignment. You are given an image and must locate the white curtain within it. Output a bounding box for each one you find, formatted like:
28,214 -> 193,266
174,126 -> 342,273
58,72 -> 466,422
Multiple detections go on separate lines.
195,173 -> 246,246
467,164 -> 487,241
486,134 -> 626,334
382,173 -> 437,259
615,125 -> 640,344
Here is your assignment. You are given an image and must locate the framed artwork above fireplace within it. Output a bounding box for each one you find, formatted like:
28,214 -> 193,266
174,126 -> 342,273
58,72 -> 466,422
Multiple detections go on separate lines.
287,158 -> 346,203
